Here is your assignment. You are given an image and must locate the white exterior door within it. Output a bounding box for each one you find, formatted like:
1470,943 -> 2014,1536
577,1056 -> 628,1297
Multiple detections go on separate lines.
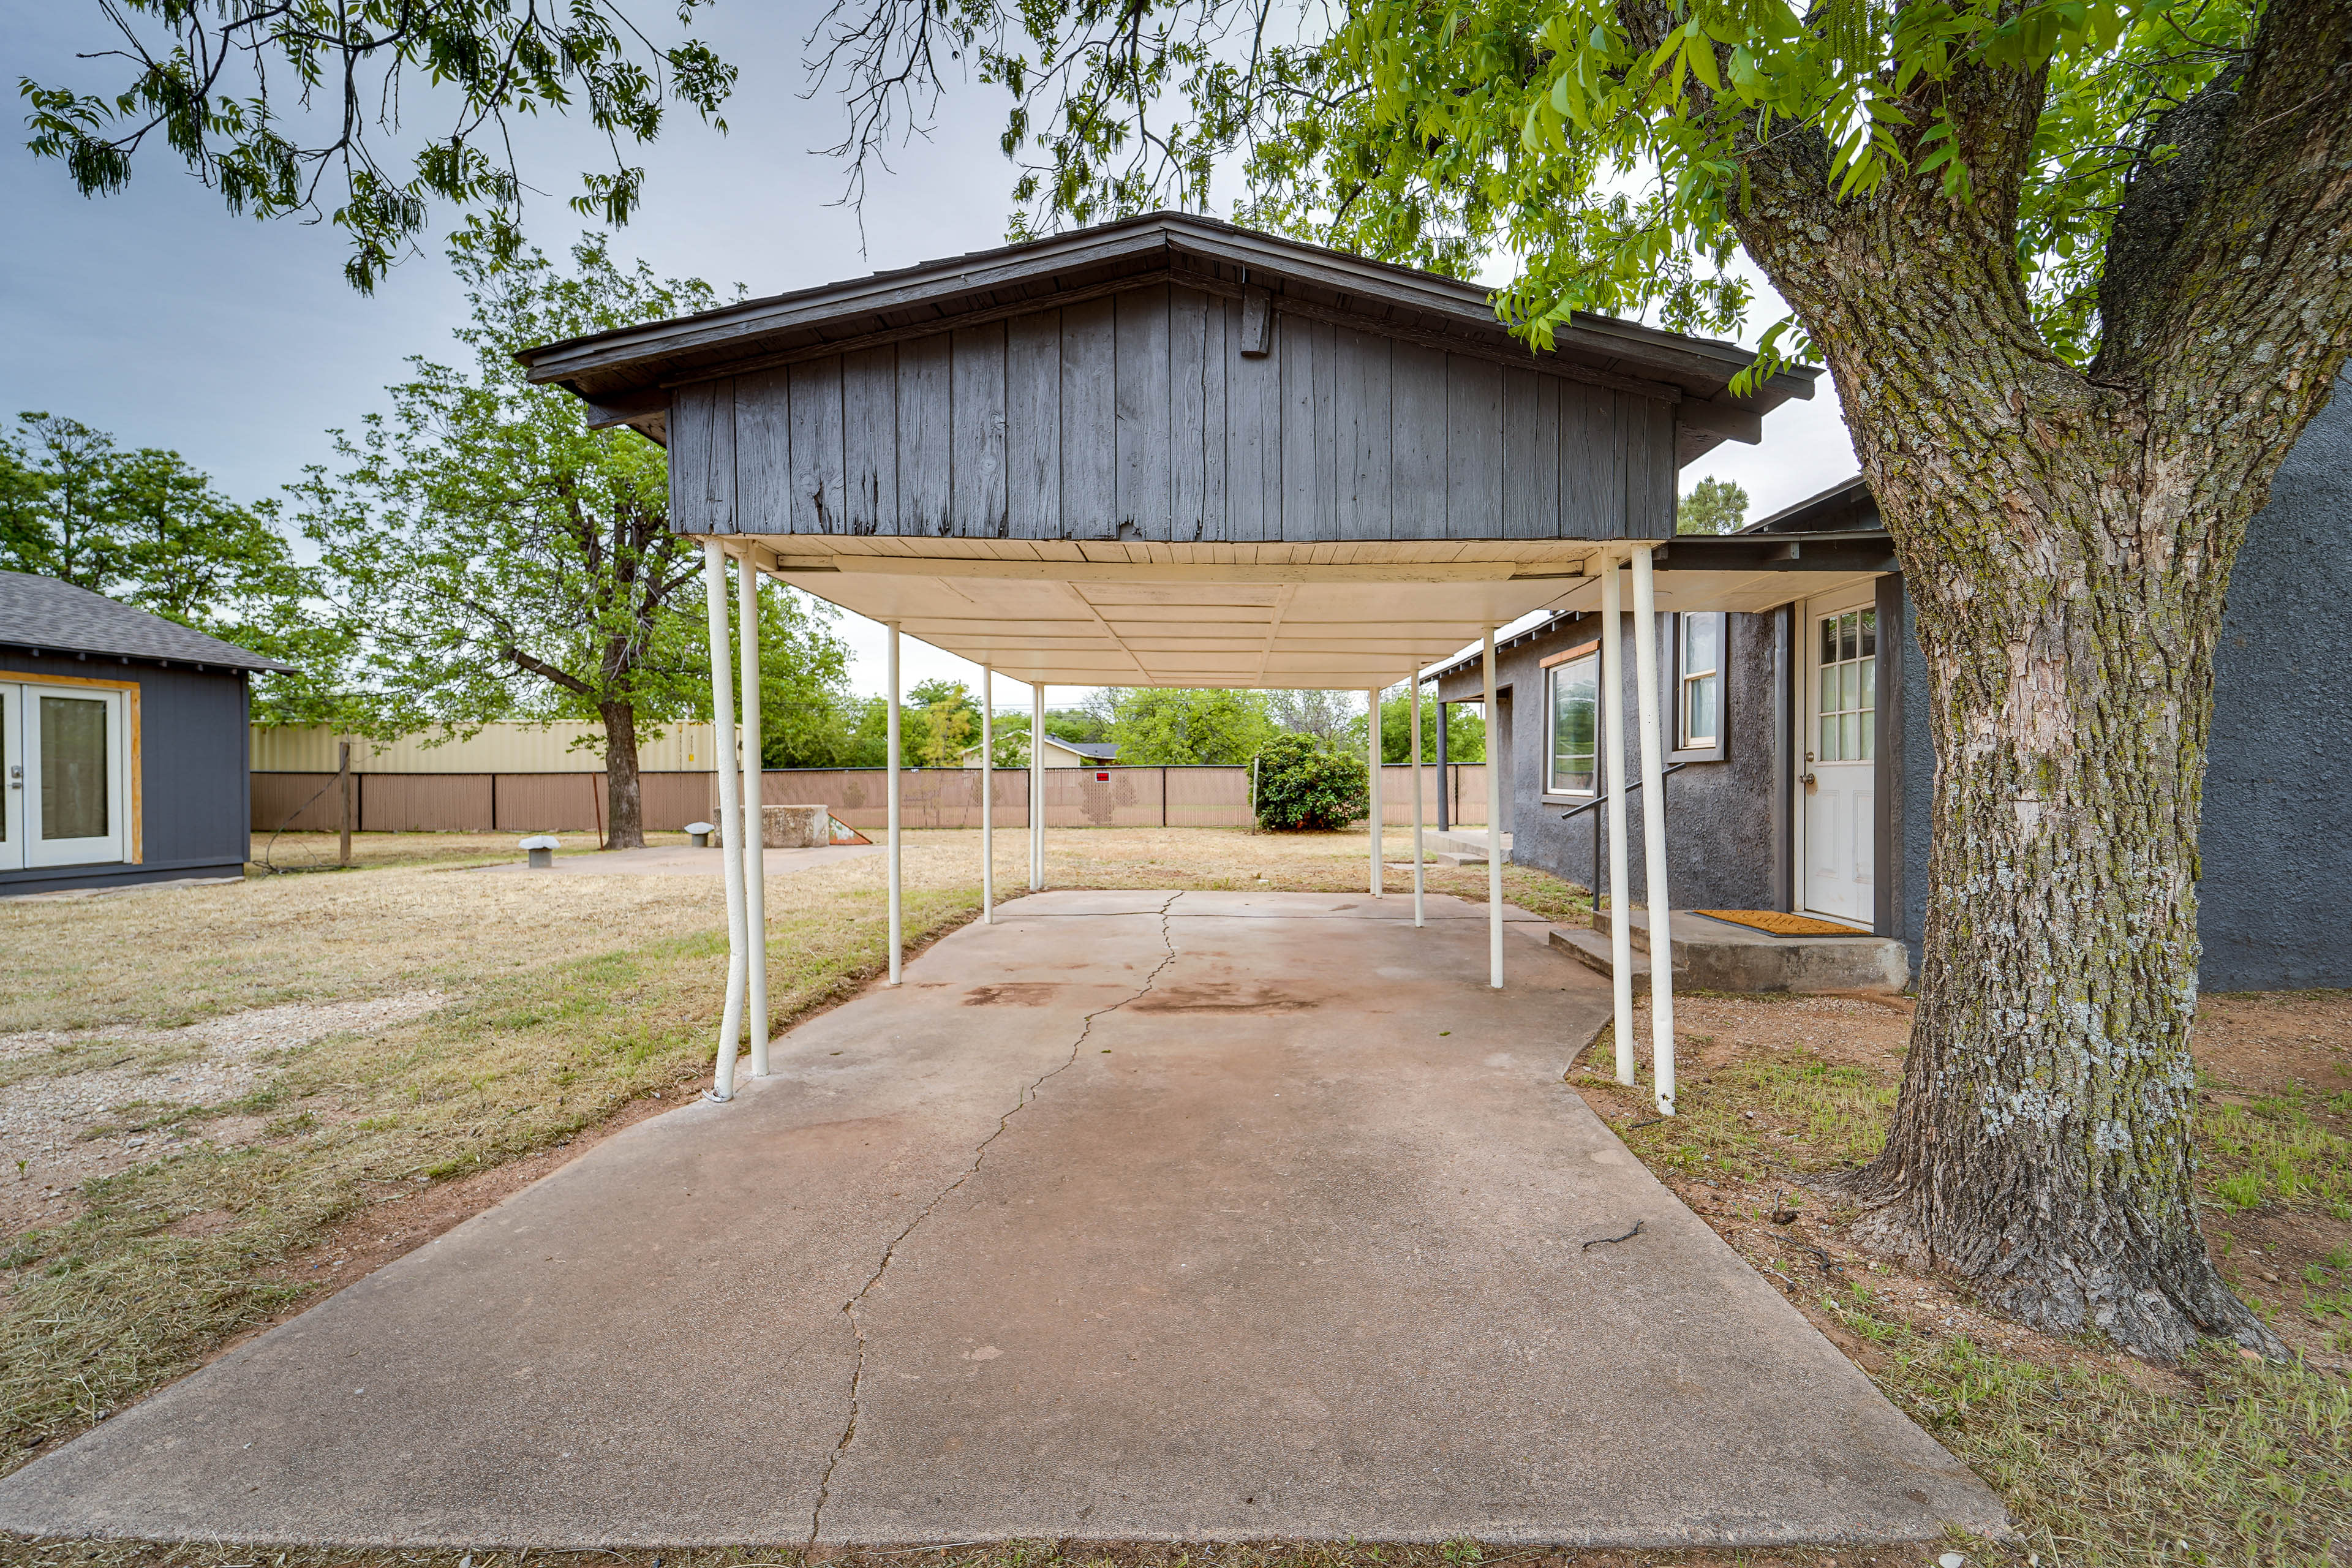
1798,592 -> 1877,925
0,684 -> 21,872
3,683 -> 129,869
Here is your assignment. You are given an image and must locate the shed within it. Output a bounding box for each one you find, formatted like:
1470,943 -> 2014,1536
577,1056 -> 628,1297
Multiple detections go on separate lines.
1,571 -> 292,894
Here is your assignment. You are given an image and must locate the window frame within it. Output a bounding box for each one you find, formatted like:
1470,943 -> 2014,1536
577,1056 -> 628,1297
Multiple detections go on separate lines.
1542,644 -> 1602,799
1670,611 -> 1728,764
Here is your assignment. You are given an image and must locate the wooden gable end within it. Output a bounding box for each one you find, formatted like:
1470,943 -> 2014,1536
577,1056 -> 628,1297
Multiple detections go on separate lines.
668,282 -> 1676,545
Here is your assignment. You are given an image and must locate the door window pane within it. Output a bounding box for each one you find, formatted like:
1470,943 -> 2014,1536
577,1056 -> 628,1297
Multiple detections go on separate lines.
1549,655 -> 1599,794
40,695 -> 109,840
1814,606 -> 1879,764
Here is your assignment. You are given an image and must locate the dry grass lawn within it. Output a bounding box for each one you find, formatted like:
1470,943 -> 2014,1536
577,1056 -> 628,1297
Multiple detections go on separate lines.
2,829 -> 2347,1568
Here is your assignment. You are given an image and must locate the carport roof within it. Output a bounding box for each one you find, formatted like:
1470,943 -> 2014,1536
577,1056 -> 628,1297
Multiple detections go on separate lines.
518,212 -> 1819,466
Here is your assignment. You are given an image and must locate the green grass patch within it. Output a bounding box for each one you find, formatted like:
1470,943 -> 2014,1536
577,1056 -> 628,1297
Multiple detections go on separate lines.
0,883 -> 980,1474
1611,1050 -> 1895,1178
1820,1286 -> 2351,1566
2199,1088 -> 2352,1215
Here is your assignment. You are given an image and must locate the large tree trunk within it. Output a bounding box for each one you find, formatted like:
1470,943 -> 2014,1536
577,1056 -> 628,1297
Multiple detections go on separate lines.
1714,2 -> 2352,1357
1840,422 -> 2281,1357
601,700 -> 646,851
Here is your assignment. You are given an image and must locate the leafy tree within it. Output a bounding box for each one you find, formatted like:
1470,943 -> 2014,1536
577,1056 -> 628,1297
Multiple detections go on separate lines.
1677,476 -> 1749,536
1044,701 -> 1112,745
1264,688 -> 1357,742
1251,731 -> 1367,831
0,412 -> 344,722
23,2 -> 735,292
809,0 -> 2351,1360
1106,687 -> 1275,764
909,677 -> 981,767
754,589 -> 860,769
294,236 -> 723,848
1359,682 -> 1485,764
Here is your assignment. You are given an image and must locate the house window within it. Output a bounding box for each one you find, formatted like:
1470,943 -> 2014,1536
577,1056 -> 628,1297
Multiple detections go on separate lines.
1817,607 -> 1877,761
1678,613 -> 1721,750
1547,654 -> 1599,795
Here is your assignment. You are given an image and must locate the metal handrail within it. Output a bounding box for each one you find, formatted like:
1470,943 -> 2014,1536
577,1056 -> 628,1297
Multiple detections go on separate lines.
1558,761 -> 1689,820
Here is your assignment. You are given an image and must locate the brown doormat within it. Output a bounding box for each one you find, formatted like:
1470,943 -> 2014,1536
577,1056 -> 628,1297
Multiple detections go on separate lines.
1694,908 -> 1871,938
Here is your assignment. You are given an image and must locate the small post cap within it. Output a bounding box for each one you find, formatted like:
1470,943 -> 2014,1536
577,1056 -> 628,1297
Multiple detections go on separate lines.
518,834 -> 560,850
684,821 -> 715,835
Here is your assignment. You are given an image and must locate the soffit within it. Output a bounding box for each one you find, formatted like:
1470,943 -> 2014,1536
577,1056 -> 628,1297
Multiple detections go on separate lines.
746,539 -> 1880,690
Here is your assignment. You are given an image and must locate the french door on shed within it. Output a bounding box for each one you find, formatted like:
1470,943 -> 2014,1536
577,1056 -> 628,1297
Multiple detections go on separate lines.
0,681 -> 131,872
1796,589 -> 1877,927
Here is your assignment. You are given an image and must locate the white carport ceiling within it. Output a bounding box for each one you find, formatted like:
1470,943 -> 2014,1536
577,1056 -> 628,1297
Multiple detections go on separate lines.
749,537 -> 1880,690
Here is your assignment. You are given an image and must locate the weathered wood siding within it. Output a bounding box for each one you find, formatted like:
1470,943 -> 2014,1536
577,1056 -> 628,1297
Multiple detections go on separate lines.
669,284 -> 1676,543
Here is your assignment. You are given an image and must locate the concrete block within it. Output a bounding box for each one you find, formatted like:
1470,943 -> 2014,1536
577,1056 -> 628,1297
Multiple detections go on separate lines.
762,804 -> 829,849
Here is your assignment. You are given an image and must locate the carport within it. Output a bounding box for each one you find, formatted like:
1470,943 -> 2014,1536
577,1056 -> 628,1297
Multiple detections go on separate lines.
516,214 -> 1839,1115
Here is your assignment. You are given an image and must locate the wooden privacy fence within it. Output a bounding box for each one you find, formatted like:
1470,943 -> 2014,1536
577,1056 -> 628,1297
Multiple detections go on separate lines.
252,764 -> 1490,834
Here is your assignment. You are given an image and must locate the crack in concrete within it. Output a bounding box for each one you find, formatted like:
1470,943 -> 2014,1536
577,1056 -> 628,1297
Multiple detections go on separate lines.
804,893 -> 1184,1548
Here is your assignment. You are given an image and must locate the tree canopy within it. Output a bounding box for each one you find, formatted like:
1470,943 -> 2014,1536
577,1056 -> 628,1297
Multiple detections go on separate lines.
0,410 -> 342,720
24,1 -> 736,290
1676,475 -> 1749,535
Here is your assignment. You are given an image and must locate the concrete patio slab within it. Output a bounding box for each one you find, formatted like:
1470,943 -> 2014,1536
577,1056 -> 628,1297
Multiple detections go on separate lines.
0,892 -> 2003,1548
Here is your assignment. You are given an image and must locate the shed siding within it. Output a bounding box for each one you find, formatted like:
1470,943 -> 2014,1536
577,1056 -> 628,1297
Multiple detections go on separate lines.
1,654 -> 250,893
676,284 -> 1678,543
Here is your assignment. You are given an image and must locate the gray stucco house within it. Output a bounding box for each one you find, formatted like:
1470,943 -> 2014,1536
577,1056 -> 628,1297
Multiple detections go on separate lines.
1432,380 -> 2351,992
1,571 -> 289,894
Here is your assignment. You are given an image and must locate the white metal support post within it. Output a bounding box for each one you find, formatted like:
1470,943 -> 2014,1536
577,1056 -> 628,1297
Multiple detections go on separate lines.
1483,629 -> 1504,989
886,622 -> 903,986
701,542 -> 746,1101
1030,682 -> 1046,890
1600,558 -> 1636,1086
738,551 -> 768,1078
1630,546 -> 1676,1114
980,663 -> 994,924
1409,673 -> 1425,927
1367,687 -> 1383,897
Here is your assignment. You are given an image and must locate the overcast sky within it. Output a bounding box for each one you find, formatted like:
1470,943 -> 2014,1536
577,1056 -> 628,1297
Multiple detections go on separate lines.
3,2 -> 1860,709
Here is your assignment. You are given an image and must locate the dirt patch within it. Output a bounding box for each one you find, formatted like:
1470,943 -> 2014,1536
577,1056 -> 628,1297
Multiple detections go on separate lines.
2195,990 -> 2352,1098
0,991 -> 446,1235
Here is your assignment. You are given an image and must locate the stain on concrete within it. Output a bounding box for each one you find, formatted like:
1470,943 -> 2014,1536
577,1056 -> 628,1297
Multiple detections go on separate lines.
960,982 -> 1063,1006
1128,981 -> 1320,1014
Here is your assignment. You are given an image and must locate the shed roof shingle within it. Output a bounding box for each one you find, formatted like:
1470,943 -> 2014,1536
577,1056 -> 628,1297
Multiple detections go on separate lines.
0,571 -> 295,673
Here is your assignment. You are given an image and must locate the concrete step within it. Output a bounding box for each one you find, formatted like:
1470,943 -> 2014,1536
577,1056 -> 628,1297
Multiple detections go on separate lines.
1566,909 -> 1909,994
1549,925 -> 1683,991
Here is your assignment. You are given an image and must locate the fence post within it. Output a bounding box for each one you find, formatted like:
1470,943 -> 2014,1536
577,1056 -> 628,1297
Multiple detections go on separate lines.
337,742 -> 352,866
1162,765 -> 1169,828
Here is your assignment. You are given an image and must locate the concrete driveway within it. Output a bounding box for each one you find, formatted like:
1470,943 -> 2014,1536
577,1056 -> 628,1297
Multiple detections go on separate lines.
0,891 -> 2002,1548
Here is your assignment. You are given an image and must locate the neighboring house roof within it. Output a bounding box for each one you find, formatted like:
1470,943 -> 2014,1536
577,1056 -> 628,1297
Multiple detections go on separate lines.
960,734 -> 1119,763
516,211 -> 1819,467
0,571 -> 295,673
1740,475 -> 1880,535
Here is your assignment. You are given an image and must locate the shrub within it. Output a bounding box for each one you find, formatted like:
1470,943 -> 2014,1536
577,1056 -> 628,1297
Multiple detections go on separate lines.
1251,732 -> 1367,832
